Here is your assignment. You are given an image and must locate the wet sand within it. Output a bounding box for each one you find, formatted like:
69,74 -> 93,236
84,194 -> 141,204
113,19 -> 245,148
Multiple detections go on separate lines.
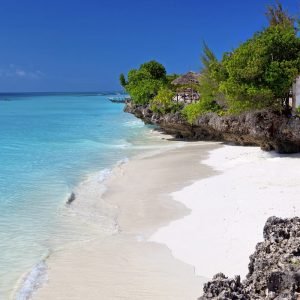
32,141 -> 219,300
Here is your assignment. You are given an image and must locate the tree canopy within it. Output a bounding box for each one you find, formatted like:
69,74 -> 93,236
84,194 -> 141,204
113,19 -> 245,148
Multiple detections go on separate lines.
119,73 -> 127,88
266,0 -> 295,28
120,1 -> 300,122
185,1 -> 300,119
220,21 -> 300,113
120,60 -> 167,105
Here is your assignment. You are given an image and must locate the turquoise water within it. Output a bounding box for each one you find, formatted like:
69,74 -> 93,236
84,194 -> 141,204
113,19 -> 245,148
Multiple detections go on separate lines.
0,93 -> 155,298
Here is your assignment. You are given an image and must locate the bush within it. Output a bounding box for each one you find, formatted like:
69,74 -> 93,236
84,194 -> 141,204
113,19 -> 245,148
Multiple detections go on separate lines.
182,99 -> 221,124
150,88 -> 183,114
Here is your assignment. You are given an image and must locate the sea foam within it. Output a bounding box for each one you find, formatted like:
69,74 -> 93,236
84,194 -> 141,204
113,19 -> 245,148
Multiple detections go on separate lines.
15,262 -> 47,300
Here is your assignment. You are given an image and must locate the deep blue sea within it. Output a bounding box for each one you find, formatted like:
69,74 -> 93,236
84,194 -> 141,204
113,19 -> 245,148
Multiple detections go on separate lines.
0,93 -> 159,299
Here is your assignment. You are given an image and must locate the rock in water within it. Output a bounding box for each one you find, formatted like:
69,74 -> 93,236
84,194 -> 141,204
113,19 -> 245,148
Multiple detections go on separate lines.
66,192 -> 76,205
199,217 -> 300,300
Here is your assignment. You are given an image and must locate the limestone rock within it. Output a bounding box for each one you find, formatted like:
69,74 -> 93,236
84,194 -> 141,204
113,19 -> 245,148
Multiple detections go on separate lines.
200,217 -> 300,300
125,103 -> 300,153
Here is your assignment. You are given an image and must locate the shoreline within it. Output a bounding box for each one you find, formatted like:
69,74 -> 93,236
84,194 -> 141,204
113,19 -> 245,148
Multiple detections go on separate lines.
17,141 -> 300,300
125,102 -> 300,154
29,140 -> 220,300
11,130 -> 189,299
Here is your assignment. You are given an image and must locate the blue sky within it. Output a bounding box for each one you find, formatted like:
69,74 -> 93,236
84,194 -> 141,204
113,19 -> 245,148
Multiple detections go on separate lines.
0,0 -> 298,92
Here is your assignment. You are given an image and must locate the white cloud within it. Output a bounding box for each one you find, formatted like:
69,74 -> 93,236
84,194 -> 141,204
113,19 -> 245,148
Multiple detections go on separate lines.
16,69 -> 26,77
0,65 -> 44,79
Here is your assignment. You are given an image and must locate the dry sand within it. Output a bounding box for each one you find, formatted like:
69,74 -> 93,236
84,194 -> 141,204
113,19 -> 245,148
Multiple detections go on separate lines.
151,145 -> 300,279
32,141 -> 219,300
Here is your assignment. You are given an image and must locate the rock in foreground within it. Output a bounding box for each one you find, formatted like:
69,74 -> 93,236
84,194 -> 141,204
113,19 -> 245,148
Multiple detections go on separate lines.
199,217 -> 300,300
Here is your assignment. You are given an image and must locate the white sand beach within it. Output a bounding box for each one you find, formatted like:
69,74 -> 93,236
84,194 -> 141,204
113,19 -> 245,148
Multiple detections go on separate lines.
151,145 -> 300,279
30,142 -> 300,299
31,141 -> 218,300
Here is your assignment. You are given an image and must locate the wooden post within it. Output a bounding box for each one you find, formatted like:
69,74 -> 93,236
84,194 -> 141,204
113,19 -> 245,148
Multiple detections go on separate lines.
190,79 -> 193,103
292,79 -> 297,113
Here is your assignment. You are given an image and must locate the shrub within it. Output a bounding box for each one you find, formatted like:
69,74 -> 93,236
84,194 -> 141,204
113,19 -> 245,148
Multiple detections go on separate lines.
182,99 -> 221,124
150,88 -> 183,114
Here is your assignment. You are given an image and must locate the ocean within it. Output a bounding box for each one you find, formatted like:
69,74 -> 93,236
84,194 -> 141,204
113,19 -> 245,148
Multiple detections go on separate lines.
0,93 -> 163,299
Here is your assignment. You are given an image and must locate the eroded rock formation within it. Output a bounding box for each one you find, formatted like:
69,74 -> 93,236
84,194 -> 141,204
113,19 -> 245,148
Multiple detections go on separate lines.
199,217 -> 300,300
125,103 -> 300,153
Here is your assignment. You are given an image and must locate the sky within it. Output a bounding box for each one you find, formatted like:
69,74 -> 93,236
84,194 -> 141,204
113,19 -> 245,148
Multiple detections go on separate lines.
0,0 -> 299,92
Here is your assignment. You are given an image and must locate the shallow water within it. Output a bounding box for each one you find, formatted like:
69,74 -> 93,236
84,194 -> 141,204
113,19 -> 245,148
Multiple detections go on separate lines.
0,93 -> 163,298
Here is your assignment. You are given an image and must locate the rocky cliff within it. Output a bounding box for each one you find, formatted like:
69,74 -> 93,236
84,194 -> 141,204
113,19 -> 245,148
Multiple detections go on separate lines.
124,103 -> 300,153
199,217 -> 300,300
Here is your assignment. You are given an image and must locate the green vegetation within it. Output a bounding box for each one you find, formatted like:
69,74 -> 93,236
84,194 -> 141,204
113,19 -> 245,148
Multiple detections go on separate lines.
182,43 -> 225,122
265,1 -> 294,27
120,2 -> 300,123
182,99 -> 221,124
119,73 -> 127,88
183,1 -> 300,121
220,23 -> 300,114
120,60 -> 168,105
150,88 -> 182,114
166,74 -> 180,91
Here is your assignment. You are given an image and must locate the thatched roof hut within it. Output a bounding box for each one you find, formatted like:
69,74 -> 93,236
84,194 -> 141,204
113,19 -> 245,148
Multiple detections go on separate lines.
171,71 -> 201,85
171,71 -> 201,104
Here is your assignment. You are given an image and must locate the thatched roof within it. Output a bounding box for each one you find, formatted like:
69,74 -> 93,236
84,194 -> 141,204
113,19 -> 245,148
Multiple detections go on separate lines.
171,71 -> 201,85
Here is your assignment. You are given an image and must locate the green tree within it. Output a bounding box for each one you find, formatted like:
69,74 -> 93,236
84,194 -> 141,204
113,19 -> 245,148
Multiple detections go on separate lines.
266,1 -> 294,28
199,43 -> 227,105
182,43 -> 225,123
140,60 -> 166,79
220,22 -> 300,113
121,60 -> 167,105
119,73 -> 127,88
201,42 -> 217,69
183,2 -> 300,120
